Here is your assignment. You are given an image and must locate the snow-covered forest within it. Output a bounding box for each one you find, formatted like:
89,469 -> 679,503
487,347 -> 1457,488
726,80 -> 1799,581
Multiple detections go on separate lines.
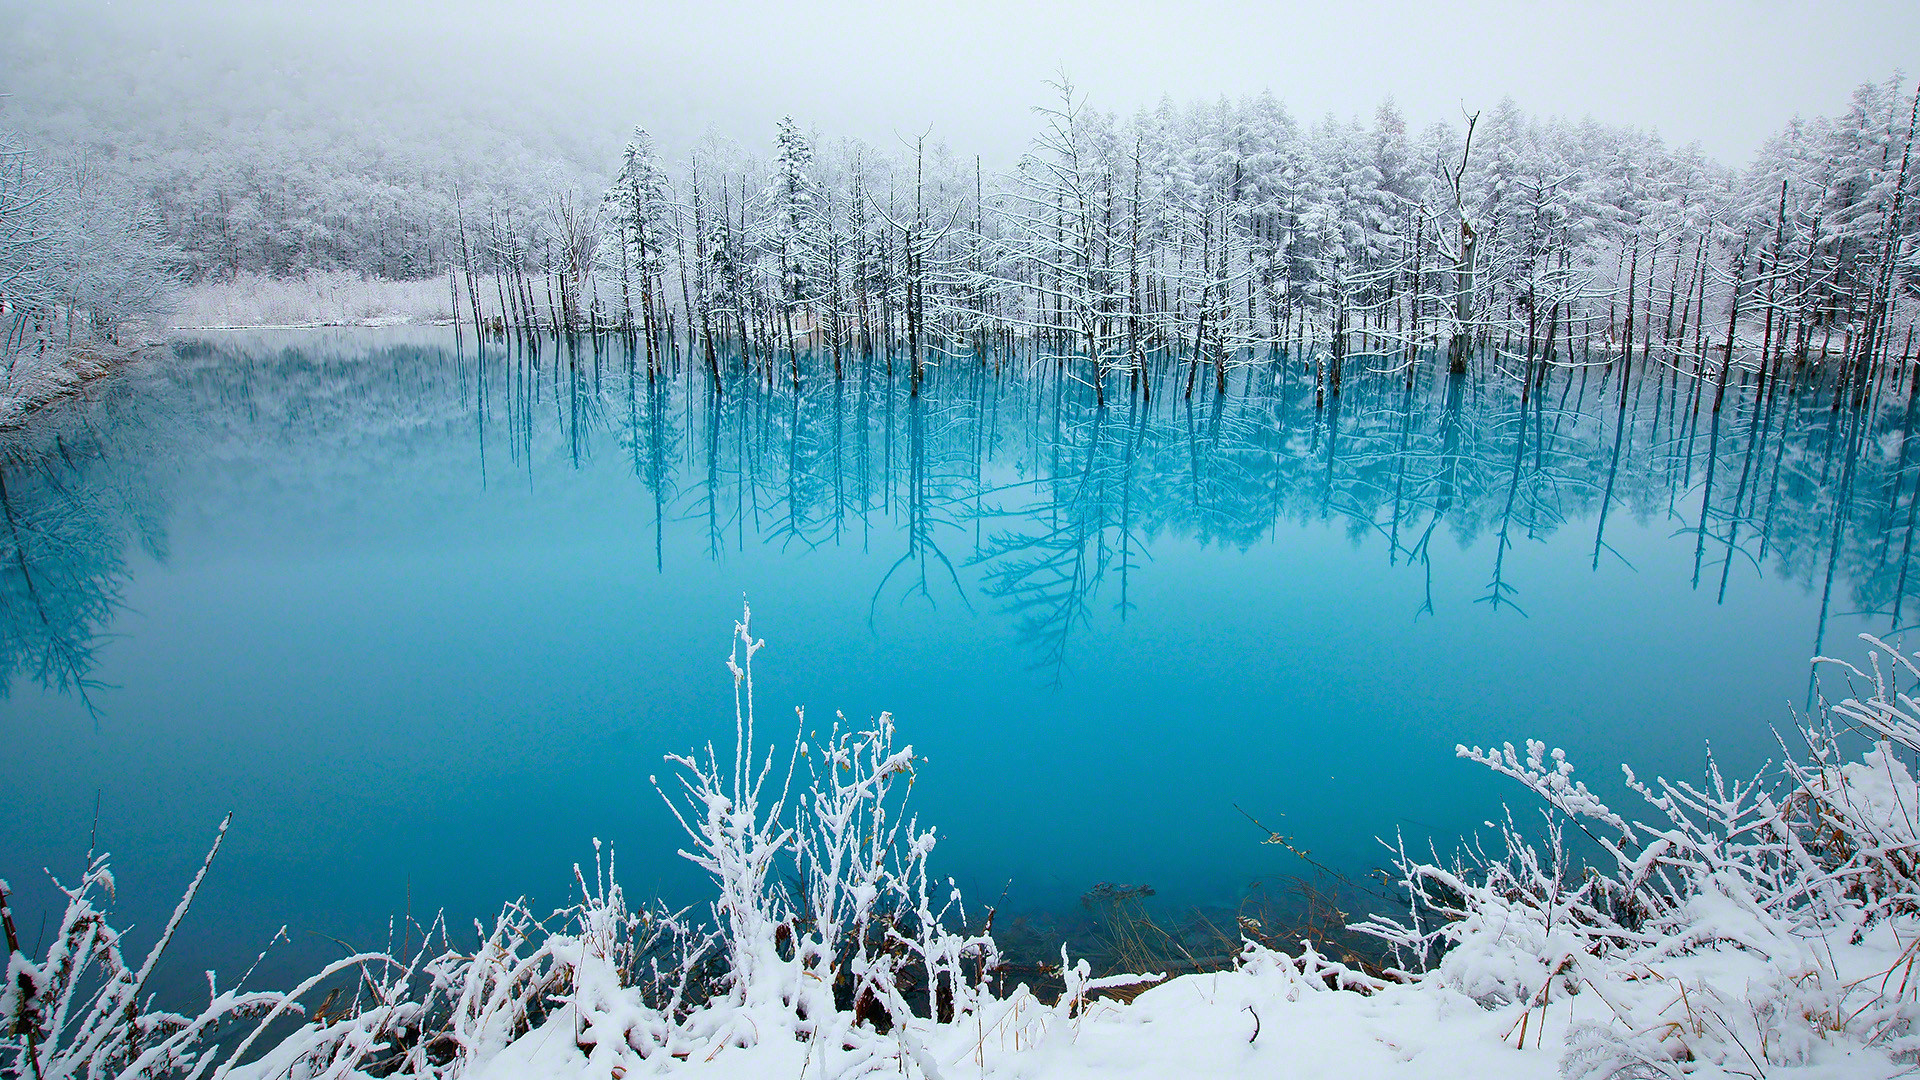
554,74 -> 1918,405
0,131 -> 174,422
0,6 -> 592,416
4,14 -> 1918,414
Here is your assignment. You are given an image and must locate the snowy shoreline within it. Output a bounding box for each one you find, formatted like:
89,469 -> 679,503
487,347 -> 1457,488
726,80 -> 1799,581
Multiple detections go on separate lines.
0,341 -> 152,429
169,272 -> 459,332
172,318 -> 454,332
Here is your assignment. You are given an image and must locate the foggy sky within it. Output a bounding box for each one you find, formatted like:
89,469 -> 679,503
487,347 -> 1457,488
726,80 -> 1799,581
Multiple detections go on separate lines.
10,0 -> 1918,168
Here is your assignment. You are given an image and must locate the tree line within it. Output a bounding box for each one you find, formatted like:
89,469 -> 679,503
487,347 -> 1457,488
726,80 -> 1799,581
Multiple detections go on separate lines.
449,76 -> 1920,411
4,74 -> 1917,414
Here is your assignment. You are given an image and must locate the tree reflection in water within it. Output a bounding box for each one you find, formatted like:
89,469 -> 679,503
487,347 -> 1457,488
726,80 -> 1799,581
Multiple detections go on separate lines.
6,333 -> 1917,698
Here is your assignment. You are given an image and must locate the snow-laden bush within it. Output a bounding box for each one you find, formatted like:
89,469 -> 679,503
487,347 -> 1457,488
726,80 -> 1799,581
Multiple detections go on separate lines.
0,816 -> 402,1080
650,604 -> 999,1073
0,819 -> 698,1080
1355,632 -> 1920,1074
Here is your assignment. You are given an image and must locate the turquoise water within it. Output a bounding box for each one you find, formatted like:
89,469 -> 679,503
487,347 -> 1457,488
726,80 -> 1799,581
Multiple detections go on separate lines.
1,329 -> 1907,996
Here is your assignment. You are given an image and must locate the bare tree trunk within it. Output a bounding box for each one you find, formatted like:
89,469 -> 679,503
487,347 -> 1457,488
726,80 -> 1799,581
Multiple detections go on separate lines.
1715,234 -> 1754,414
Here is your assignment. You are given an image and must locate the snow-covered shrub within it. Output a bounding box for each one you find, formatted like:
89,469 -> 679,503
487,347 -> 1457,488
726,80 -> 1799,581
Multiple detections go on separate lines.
0,820 -> 704,1080
0,816 -> 392,1080
652,603 -> 998,1073
390,846 -> 701,1078
1791,637 -> 1920,922
1235,939 -> 1383,997
1355,633 -> 1920,1073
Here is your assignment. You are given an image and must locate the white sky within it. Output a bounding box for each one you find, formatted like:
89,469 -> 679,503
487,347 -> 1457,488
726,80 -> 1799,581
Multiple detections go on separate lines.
14,0 -> 1919,168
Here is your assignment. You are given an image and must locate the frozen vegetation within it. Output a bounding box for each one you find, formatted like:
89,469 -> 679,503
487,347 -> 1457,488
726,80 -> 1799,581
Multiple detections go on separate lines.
6,608 -> 1920,1078
0,133 -> 173,426
170,272 -> 456,330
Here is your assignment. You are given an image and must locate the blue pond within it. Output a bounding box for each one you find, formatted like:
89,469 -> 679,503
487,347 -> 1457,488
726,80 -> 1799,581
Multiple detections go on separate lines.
0,328 -> 1904,997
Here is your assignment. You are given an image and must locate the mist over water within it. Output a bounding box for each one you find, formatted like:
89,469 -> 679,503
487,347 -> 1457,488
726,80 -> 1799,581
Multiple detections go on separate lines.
0,328 -> 1903,1002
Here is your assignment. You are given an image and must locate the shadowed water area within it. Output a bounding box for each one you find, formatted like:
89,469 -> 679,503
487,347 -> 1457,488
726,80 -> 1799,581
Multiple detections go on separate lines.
2,328 -> 1912,997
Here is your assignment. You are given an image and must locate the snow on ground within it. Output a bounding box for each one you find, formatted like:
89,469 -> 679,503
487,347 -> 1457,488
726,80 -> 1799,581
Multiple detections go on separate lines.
467,970 -> 1544,1080
0,343 -> 131,426
452,936 -> 1909,1079
171,270 -> 455,329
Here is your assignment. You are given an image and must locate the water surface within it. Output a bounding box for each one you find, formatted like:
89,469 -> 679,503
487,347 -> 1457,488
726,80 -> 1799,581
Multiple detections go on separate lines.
2,329 -> 1907,995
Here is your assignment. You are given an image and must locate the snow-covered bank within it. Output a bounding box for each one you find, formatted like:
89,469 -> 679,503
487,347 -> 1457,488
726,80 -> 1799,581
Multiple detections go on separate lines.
0,342 -> 148,428
171,271 -> 455,330
3,127 -> 172,427
577,935 -> 1904,1079
6,612 -> 1920,1079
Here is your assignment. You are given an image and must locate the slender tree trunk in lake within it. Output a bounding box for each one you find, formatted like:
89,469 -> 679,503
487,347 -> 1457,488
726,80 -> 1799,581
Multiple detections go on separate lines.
1715,234 -> 1754,414
1759,181 -> 1788,375
1447,113 -> 1480,375
449,268 -> 463,349
1622,231 -> 1638,404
